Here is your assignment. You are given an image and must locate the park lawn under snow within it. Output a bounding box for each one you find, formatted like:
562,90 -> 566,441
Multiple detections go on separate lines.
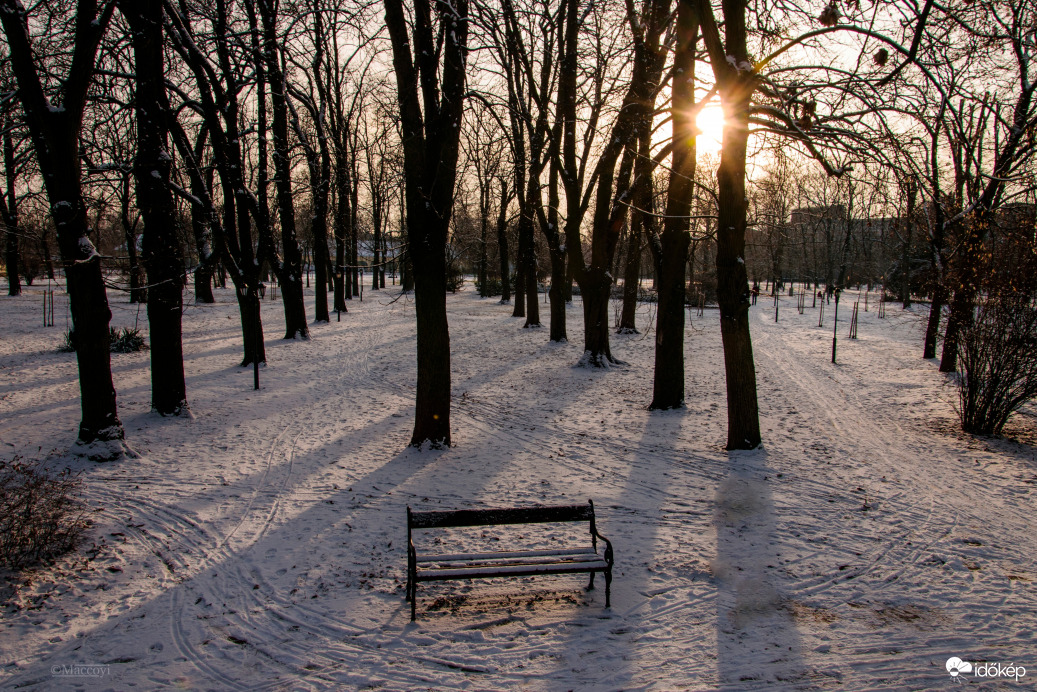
0,278 -> 1035,691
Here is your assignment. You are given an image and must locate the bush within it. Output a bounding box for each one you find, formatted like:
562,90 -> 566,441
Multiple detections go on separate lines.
0,459 -> 90,575
59,326 -> 148,354
957,294 -> 1037,435
445,270 -> 465,293
59,328 -> 76,353
109,326 -> 148,353
474,276 -> 503,297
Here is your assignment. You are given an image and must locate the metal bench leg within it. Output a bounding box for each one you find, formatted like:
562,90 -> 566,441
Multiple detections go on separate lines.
411,588 -> 417,621
604,570 -> 612,608
587,571 -> 595,591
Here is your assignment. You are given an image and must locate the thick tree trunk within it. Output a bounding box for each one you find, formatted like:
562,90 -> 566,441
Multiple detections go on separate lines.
384,0 -> 467,446
411,246 -> 451,446
0,0 -> 123,446
940,226 -> 983,372
715,93 -> 761,449
650,4 -> 696,410
235,284 -> 266,366
580,266 -> 614,365
125,0 -> 187,415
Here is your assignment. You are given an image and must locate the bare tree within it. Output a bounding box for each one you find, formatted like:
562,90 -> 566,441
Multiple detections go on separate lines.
383,0 -> 469,446
0,0 -> 127,450
121,0 -> 188,415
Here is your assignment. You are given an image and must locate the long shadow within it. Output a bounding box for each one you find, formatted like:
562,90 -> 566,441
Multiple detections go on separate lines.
2,435 -> 446,691
5,393 -> 565,689
714,449 -> 807,688
546,407 -> 696,689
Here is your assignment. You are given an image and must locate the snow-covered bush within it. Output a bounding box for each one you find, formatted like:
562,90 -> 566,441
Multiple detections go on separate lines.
0,459 -> 90,575
956,293 -> 1037,435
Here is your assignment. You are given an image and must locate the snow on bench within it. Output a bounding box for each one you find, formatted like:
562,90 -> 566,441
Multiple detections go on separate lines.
406,501 -> 614,621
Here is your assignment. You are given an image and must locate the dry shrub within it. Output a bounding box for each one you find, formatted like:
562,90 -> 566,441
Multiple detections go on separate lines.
957,293 -> 1037,435
0,459 -> 91,575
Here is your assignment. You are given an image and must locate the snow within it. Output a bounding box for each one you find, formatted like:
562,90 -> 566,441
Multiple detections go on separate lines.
1,281 -> 1035,690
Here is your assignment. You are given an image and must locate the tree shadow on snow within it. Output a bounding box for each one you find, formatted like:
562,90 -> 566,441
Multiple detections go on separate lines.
714,449 -> 807,689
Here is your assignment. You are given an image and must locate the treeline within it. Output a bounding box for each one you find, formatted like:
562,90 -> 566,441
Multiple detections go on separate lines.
0,0 -> 1034,457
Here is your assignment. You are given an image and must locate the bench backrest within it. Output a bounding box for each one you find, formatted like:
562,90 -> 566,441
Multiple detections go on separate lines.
409,502 -> 594,530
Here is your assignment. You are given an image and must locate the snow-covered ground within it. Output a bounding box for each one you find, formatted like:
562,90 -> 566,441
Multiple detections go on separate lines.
1,279 -> 1035,690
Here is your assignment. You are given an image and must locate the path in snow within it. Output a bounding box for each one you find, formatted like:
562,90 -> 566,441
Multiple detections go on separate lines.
1,283 -> 1034,690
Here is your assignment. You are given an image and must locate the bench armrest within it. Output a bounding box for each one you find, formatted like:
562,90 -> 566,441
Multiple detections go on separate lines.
593,529 -> 614,567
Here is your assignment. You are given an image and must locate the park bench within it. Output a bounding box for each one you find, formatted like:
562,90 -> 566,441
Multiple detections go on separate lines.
406,501 -> 614,621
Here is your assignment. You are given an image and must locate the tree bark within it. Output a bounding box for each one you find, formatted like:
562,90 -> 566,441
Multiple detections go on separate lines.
0,0 -> 124,445
618,219 -> 642,333
649,2 -> 696,410
384,0 -> 468,447
497,179 -> 511,303
190,137 -> 215,304
695,0 -> 761,448
2,118 -> 21,297
119,172 -> 146,303
258,0 -> 308,339
124,0 -> 188,415
901,178 -> 916,308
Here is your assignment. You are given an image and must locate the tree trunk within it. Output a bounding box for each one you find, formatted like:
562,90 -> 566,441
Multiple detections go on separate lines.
478,181 -> 488,297
125,0 -> 187,416
120,172 -> 146,303
939,226 -> 984,372
923,282 -> 946,359
901,179 -> 916,309
496,179 -> 511,303
715,89 -> 760,448
333,151 -> 349,312
384,0 -> 468,446
542,153 -> 567,341
650,5 -> 696,409
3,120 -> 21,296
308,153 -> 332,320
259,0 -> 308,339
2,212 -> 18,296
512,245 -> 526,317
411,247 -> 451,445
521,215 -> 539,326
580,266 -> 614,365
190,157 -> 215,304
618,221 -> 641,333
0,0 -> 123,445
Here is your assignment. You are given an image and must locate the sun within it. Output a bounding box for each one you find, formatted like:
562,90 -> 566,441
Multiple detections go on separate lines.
695,105 -> 725,155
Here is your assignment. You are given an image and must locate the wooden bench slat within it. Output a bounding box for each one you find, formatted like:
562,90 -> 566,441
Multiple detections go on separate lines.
409,504 -> 593,529
416,547 -> 597,563
406,500 -> 613,620
418,560 -> 610,580
418,553 -> 604,572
